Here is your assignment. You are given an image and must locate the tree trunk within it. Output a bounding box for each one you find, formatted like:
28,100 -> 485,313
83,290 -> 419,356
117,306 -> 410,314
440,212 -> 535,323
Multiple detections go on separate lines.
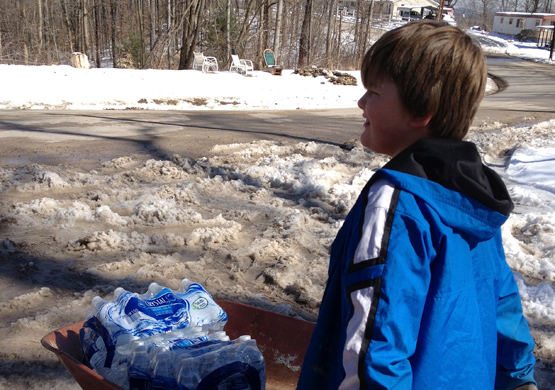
354,0 -> 362,58
110,0 -> 118,67
361,0 -> 375,57
258,0 -> 267,69
227,0 -> 231,60
38,0 -> 44,51
274,0 -> 284,58
92,0 -> 100,67
61,0 -> 75,53
298,0 -> 313,67
44,0 -> 53,63
437,0 -> 445,21
337,8 -> 342,64
178,0 -> 205,70
481,0 -> 489,30
150,0 -> 156,49
326,0 -> 337,67
136,0 -> 145,68
82,0 -> 92,58
168,0 -> 172,69
262,0 -> 269,50
234,0 -> 258,56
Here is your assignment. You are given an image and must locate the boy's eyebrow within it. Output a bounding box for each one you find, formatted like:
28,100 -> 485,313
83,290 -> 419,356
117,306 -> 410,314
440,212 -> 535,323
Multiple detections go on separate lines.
366,79 -> 383,91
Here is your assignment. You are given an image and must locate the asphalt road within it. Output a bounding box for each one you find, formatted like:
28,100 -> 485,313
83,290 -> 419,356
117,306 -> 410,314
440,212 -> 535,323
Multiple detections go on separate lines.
0,54 -> 553,170
479,54 -> 555,124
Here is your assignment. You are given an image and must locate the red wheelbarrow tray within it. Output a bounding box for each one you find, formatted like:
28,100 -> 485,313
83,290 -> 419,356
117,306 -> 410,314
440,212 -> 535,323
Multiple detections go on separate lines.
41,300 -> 315,390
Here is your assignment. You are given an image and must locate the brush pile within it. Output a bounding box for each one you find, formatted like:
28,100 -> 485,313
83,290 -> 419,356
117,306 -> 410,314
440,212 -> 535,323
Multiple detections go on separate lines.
294,66 -> 357,86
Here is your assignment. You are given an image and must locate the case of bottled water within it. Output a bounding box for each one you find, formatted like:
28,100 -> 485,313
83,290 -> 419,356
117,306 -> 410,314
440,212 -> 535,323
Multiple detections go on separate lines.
80,279 -> 266,390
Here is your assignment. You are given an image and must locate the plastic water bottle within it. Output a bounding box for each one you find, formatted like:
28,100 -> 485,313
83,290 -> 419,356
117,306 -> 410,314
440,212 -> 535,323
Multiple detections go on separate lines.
178,336 -> 266,390
81,280 -> 234,389
151,348 -> 177,389
176,357 -> 202,390
176,279 -> 193,293
128,345 -> 151,390
103,358 -> 129,389
80,317 -> 105,370
242,339 -> 266,388
140,282 -> 167,299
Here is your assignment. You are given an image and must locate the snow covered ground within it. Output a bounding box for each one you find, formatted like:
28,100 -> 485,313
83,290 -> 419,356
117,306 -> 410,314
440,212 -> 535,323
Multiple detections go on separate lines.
0,30 -> 555,389
469,28 -> 555,65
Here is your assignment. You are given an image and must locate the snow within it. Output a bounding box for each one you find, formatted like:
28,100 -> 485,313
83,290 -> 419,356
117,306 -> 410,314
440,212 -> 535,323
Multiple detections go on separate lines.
0,31 -> 555,389
468,29 -> 555,65
0,66 -> 364,111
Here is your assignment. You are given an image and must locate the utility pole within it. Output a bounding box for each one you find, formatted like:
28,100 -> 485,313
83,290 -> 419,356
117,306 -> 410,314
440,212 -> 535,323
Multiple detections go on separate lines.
550,28 -> 554,61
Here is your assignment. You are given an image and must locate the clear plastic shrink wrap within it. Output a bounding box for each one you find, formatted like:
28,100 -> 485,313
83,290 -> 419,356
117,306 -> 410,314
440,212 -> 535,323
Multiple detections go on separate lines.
80,279 -> 266,390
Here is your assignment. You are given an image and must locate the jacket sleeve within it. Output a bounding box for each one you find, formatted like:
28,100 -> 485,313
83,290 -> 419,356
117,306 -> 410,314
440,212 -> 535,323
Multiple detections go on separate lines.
495,261 -> 537,390
340,184 -> 433,389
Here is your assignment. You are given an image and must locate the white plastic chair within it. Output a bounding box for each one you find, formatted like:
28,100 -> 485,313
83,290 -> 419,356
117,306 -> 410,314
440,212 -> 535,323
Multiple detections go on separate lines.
192,52 -> 219,73
202,56 -> 218,73
192,52 -> 204,71
230,54 -> 253,76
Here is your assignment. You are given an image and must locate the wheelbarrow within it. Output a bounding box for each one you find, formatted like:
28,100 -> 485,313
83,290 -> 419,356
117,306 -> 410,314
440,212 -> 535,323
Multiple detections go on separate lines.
41,300 -> 315,390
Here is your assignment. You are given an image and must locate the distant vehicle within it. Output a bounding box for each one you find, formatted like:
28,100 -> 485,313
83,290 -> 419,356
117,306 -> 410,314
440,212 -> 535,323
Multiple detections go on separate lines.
400,9 -> 422,21
469,25 -> 481,31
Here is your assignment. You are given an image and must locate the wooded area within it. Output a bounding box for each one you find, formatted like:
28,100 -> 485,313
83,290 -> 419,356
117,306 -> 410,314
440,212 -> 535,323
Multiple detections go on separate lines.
0,0 -> 388,71
0,0 -> 552,71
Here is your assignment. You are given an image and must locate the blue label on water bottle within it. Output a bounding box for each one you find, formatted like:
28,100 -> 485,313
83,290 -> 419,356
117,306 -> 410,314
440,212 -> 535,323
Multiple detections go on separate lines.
168,336 -> 209,350
127,291 -> 188,321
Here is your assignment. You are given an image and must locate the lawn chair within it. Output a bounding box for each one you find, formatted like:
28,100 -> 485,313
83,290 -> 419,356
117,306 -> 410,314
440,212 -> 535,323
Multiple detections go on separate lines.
263,49 -> 283,76
230,54 -> 254,76
192,52 -> 219,73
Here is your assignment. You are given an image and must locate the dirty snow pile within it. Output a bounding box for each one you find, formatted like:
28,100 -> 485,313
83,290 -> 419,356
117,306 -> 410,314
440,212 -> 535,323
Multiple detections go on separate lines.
1,120 -> 555,388
1,32 -> 555,390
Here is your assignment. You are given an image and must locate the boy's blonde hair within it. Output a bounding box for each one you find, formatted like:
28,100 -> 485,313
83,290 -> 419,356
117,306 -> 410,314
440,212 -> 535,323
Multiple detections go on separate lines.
361,20 -> 487,140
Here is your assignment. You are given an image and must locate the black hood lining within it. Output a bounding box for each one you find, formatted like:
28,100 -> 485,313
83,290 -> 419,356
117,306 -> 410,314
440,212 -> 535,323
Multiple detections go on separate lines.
382,138 -> 514,216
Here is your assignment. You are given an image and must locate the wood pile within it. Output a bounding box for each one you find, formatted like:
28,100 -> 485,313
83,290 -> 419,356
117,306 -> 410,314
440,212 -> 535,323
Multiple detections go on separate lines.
294,66 -> 357,86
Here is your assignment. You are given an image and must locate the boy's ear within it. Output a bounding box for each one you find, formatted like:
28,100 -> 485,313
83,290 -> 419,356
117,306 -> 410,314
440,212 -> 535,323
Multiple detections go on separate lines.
408,112 -> 433,129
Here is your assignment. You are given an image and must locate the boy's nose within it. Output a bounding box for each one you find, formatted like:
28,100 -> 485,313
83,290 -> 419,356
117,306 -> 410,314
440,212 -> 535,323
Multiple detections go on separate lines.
357,94 -> 365,109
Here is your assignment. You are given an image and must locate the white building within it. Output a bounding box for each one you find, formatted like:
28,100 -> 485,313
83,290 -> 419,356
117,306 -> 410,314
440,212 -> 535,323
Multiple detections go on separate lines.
492,12 -> 555,38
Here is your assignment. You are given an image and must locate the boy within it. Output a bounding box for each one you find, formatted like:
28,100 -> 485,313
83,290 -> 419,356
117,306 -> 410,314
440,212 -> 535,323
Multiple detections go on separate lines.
297,20 -> 537,389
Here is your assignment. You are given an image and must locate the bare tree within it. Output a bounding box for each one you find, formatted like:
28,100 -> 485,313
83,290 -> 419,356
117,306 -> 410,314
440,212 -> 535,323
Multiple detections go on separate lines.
524,0 -> 542,12
273,0 -> 284,56
178,0 -> 206,70
325,0 -> 337,67
109,0 -> 118,67
298,0 -> 312,66
226,0 -> 231,59
0,0 -> 367,70
361,0 -> 375,58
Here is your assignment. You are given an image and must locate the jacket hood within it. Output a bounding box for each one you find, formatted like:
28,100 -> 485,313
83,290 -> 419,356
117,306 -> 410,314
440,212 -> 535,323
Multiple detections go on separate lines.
376,138 -> 513,241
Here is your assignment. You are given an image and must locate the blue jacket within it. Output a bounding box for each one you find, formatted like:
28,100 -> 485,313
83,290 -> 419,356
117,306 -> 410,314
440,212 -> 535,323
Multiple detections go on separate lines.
297,139 -> 536,389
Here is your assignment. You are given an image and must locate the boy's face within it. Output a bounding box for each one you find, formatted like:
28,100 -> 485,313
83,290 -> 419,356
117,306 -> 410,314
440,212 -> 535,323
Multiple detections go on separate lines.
357,80 -> 429,157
